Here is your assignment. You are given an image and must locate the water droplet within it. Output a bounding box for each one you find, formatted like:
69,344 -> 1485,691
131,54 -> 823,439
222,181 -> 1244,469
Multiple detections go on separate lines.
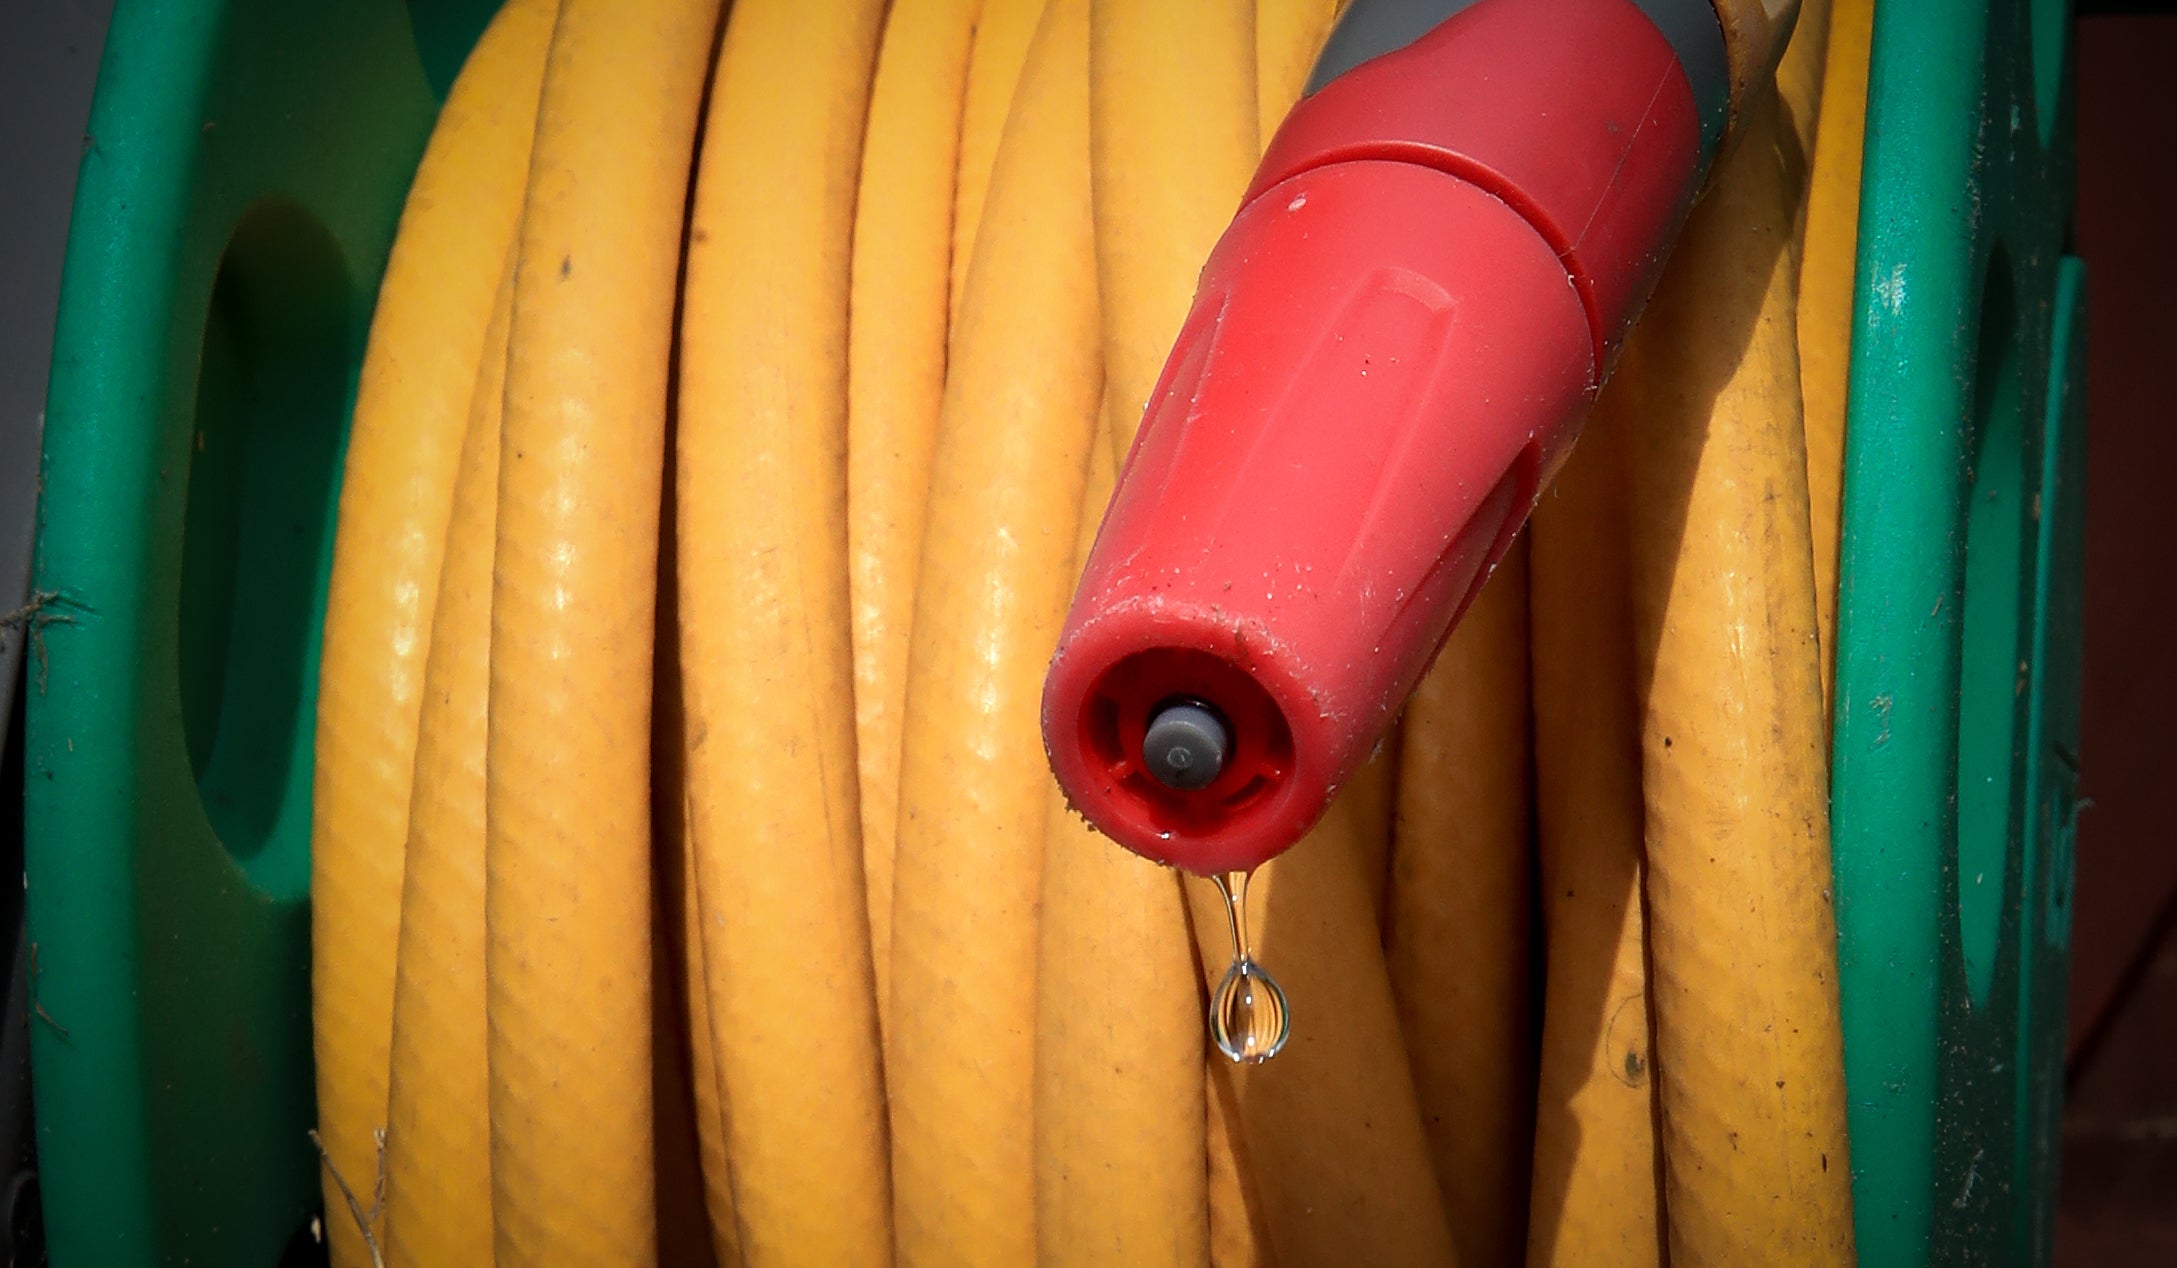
1210,958 -> 1289,1063
1205,870 -> 1290,1063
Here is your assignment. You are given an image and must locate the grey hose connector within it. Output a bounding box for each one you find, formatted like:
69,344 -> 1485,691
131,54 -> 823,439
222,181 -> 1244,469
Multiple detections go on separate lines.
1142,701 -> 1230,791
1305,0 -> 1488,91
1304,0 -> 1732,159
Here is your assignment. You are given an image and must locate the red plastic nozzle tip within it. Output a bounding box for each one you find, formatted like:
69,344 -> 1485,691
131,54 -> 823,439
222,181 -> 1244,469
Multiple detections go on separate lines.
1045,0 -> 1705,874
1044,161 -> 1593,874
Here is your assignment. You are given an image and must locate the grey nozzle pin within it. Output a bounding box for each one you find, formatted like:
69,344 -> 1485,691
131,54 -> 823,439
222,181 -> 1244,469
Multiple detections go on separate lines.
1143,700 -> 1230,792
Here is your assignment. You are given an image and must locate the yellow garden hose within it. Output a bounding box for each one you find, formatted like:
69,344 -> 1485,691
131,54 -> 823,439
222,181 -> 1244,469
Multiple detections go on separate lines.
888,0 -> 1102,1260
1386,539 -> 1535,1268
679,1 -> 897,1263
484,0 -> 718,1259
1253,0 -> 1341,145
1776,0 -> 1832,167
1798,0 -> 1875,715
1088,0 -> 1258,462
648,434 -> 724,1267
652,490 -> 744,1264
318,2 -> 1873,1264
651,858 -> 724,1268
849,0 -> 983,1042
1341,730 -> 1400,926
677,807 -> 744,1265
1525,403 -> 1666,1267
1613,26 -> 1856,1268
380,260 -> 514,1268
311,3 -> 551,1262
950,0 -> 1048,316
1204,1073 -> 1275,1268
1185,807 -> 1456,1266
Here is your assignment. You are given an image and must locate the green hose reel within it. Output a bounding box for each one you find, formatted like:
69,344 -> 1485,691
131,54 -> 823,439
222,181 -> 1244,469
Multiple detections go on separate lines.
1831,0 -> 2084,1262
27,3 -> 495,1263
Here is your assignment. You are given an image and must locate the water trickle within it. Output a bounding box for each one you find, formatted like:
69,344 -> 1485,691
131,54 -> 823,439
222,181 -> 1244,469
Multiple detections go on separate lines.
1206,870 -> 1290,1064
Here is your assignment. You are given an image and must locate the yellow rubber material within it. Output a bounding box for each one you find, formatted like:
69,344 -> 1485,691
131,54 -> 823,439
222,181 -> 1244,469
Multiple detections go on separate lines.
652,855 -> 721,1268
1340,723 -> 1399,928
1188,813 -> 1457,1267
678,804 -> 743,1266
677,1 -> 897,1262
950,0 -> 1046,316
1797,0 -> 1872,716
849,0 -> 983,1046
1205,1069 -> 1276,1268
1089,0 -> 1258,460
1253,0 -> 1339,143
381,259 -> 514,1268
1034,438 -> 1210,1268
1773,0 -> 1832,141
310,4 -> 553,1262
1615,88 -> 1857,1267
484,0 -> 719,1260
1525,393 -> 1665,1268
648,405 -> 728,1267
888,0 -> 1103,1260
1387,538 -> 1534,1268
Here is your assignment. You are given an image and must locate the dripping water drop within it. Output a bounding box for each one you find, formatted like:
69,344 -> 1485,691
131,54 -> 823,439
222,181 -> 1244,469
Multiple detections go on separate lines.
1206,869 -> 1289,1064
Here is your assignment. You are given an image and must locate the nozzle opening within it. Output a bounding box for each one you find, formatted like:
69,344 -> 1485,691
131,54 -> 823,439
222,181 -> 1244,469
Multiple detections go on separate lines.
1078,647 -> 1295,842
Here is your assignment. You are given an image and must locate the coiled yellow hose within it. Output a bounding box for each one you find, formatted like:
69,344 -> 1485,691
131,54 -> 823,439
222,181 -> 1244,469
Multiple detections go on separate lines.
1254,0 -> 1341,143
320,2 -> 1862,1264
380,259 -> 514,1268
679,0 -> 897,1261
1526,398 -> 1667,1268
951,0 -> 1048,316
849,0 -> 982,1042
1799,0 -> 1875,714
1523,400 -> 1671,1268
484,0 -> 718,1260
1189,803 -> 1455,1265
1203,1078 -> 1275,1268
1088,0 -> 1257,461
1388,540 -> 1535,1268
889,1 -> 1102,1261
676,798 -> 744,1265
311,4 -> 551,1263
1613,19 -> 1857,1268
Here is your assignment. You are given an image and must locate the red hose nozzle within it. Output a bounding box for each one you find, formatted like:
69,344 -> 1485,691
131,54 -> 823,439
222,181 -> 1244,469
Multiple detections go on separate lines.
1045,0 -> 1713,874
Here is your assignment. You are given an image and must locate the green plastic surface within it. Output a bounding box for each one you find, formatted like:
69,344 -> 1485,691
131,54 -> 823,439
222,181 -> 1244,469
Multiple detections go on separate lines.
27,1 -> 496,1263
1830,0 -> 2083,1263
